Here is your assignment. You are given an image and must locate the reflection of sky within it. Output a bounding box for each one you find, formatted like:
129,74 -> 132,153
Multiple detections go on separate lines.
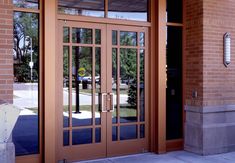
62,8 -> 147,21
108,12 -> 147,21
81,10 -> 104,17
82,10 -> 147,21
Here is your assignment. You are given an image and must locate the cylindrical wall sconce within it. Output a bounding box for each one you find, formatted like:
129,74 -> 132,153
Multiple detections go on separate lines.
224,32 -> 231,67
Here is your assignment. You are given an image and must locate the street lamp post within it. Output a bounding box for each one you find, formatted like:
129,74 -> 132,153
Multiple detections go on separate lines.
27,37 -> 34,82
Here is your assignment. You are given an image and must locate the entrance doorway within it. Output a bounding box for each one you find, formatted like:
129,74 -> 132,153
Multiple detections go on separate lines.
57,21 -> 149,162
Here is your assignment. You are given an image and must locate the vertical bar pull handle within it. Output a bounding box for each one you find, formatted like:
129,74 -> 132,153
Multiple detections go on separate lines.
101,93 -> 107,112
109,93 -> 114,112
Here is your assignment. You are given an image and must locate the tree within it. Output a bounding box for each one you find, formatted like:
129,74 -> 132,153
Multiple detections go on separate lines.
119,32 -> 138,107
13,12 -> 39,82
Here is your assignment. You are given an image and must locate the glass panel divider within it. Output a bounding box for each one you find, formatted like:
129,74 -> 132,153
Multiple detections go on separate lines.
69,44 -> 73,146
92,28 -> 96,143
117,30 -> 121,141
137,32 -> 141,139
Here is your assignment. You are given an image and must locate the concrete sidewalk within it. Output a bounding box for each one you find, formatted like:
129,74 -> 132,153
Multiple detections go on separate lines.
79,151 -> 235,163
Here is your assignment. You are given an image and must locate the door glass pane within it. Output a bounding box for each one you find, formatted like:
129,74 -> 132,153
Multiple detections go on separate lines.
63,27 -> 70,43
140,32 -> 145,47
13,0 -> 39,9
72,128 -> 92,145
95,29 -> 101,45
140,49 -> 145,122
72,28 -> 93,44
95,47 -> 101,125
58,0 -> 105,17
63,46 -> 70,127
72,46 -> 93,127
63,130 -> 70,146
112,126 -> 118,141
120,31 -> 137,46
166,26 -> 183,140
108,0 -> 148,21
120,48 -> 137,123
112,30 -> 117,45
120,125 -> 137,140
112,48 -> 118,124
95,128 -> 101,143
13,11 -> 39,156
140,124 -> 145,138
167,0 -> 182,23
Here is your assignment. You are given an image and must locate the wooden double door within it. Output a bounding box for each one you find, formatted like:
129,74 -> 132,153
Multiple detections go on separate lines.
57,20 -> 149,162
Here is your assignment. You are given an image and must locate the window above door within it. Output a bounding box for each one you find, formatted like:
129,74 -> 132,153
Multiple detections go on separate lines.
13,0 -> 39,9
58,0 -> 149,22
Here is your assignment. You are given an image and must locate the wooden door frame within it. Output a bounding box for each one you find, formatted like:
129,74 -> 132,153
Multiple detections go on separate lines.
56,20 -> 107,162
43,0 -> 171,162
44,0 -> 57,163
14,0 -> 44,162
150,0 -> 167,153
106,24 -> 149,156
55,21 -> 150,161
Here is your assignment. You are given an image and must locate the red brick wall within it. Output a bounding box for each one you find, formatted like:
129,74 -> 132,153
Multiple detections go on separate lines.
0,0 -> 13,104
203,0 -> 235,106
185,0 -> 235,107
185,0 -> 203,106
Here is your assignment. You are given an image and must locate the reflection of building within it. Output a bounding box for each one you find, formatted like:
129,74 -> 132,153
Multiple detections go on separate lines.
1,0 -> 235,163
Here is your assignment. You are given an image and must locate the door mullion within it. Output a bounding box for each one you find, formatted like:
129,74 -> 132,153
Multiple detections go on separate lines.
117,30 -> 121,141
92,28 -> 96,144
137,32 -> 140,139
69,40 -> 73,146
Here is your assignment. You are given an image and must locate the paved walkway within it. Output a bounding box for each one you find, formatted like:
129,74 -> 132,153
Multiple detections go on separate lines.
79,151 -> 235,163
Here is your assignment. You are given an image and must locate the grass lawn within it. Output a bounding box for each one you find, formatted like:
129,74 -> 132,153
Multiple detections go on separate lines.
25,107 -> 39,114
71,88 -> 128,95
26,105 -> 137,118
64,105 -> 136,117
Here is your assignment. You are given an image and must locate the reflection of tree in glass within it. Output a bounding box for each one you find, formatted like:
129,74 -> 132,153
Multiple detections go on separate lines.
120,48 -> 137,82
63,47 -> 69,85
63,27 -> 69,43
120,48 -> 137,107
95,47 -> 101,76
13,0 -> 39,9
73,47 -> 92,77
72,47 -> 92,113
112,48 -> 117,81
95,29 -> 101,45
73,28 -> 92,44
140,50 -> 144,83
120,32 -> 137,46
13,12 -> 39,82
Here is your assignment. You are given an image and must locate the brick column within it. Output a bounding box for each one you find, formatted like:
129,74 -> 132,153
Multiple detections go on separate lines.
0,0 -> 13,104
185,0 -> 235,155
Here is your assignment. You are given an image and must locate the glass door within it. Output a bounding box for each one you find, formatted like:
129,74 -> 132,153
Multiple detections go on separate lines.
57,21 -> 149,162
57,21 -> 107,162
106,25 -> 149,156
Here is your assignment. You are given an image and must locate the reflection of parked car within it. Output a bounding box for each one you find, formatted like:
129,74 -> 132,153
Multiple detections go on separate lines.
63,78 -> 69,87
82,76 -> 90,83
81,76 -> 100,84
95,76 -> 100,84
121,79 -> 135,85
77,77 -> 83,83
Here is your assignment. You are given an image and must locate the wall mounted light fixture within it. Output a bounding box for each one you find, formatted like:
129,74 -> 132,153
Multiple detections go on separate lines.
224,32 -> 231,67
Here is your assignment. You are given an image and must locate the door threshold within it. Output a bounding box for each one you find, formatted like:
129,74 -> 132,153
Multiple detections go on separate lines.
76,153 -> 152,163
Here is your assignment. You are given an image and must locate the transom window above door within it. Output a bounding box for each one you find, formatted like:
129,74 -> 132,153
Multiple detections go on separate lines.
58,0 -> 149,21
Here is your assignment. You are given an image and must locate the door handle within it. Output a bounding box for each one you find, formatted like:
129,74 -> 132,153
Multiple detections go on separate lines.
108,93 -> 114,112
100,93 -> 108,112
100,93 -> 114,112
